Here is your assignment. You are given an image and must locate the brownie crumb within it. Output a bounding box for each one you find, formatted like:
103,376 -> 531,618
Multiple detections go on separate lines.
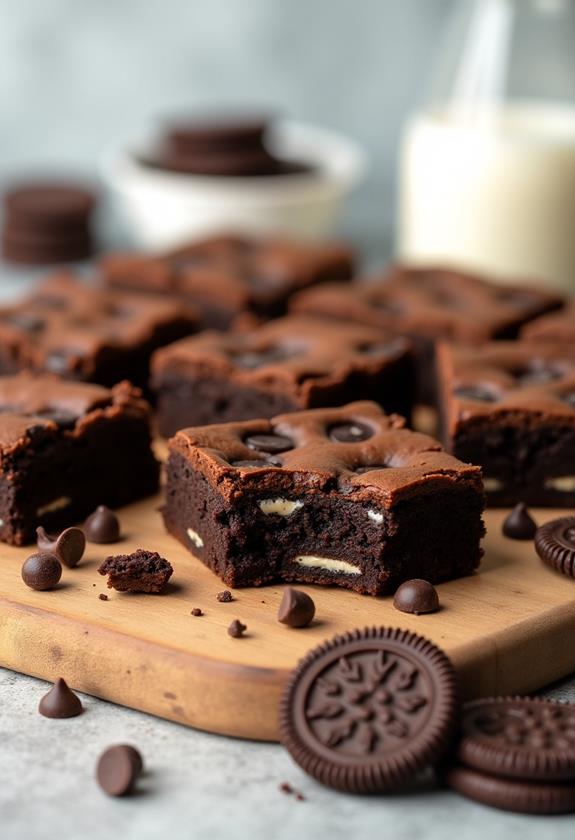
279,781 -> 305,800
98,549 -> 173,593
228,619 -> 247,638
99,593 -> 109,601
191,607 -> 203,616
217,590 -> 233,602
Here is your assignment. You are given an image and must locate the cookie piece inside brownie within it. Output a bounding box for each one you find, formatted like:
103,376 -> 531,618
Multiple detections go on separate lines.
152,316 -> 413,436
0,373 -> 159,544
290,266 -> 564,403
100,233 -> 355,329
98,549 -> 173,593
162,401 -> 485,595
0,273 -> 198,389
436,341 -> 575,506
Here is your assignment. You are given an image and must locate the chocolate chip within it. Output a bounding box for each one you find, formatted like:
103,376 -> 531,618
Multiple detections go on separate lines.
36,525 -> 86,568
217,590 -> 233,602
329,422 -> 373,443
38,678 -> 83,718
278,588 -> 315,628
502,503 -> 537,540
84,506 -> 121,544
99,593 -> 109,601
191,607 -> 203,616
228,619 -> 247,638
245,433 -> 293,454
96,745 -> 143,797
21,552 -> 62,591
393,579 -> 439,615
453,385 -> 498,403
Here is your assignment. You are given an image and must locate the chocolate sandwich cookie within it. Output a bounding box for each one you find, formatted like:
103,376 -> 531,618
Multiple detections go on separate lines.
535,517 -> 575,577
2,183 -> 96,265
455,697 -> 575,781
444,764 -> 575,815
279,626 -> 459,793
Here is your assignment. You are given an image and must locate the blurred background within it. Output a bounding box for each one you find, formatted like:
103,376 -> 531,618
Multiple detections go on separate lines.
0,0 -> 452,259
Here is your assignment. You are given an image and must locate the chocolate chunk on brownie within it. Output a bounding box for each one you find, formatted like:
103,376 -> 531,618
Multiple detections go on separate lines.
162,401 -> 485,595
436,341 -> 575,506
98,549 -> 173,593
0,373 -> 159,544
101,233 -> 355,329
521,301 -> 575,344
0,273 -> 198,389
290,266 -> 563,402
152,316 -> 414,436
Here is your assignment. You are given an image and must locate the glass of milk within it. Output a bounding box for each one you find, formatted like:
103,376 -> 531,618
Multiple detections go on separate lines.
398,0 -> 575,291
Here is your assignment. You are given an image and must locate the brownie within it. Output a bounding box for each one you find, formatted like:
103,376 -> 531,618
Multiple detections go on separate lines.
290,266 -> 564,402
520,301 -> 575,344
100,233 -> 355,329
98,549 -> 173,593
436,341 -> 575,506
151,316 -> 414,436
0,273 -> 198,389
162,401 -> 485,595
0,373 -> 159,544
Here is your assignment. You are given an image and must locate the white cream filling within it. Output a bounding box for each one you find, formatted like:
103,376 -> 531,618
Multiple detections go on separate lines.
186,527 -> 204,549
483,477 -> 504,492
367,509 -> 384,525
36,496 -> 71,517
545,475 -> 575,492
258,498 -> 304,517
295,555 -> 361,575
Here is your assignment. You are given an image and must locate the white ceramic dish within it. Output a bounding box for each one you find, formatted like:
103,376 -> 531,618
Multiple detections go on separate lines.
101,120 -> 366,250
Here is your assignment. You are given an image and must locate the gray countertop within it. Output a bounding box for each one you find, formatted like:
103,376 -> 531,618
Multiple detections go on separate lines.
1,668 -> 575,840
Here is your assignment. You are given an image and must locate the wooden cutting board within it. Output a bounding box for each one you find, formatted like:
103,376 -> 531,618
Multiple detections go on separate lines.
0,494 -> 574,742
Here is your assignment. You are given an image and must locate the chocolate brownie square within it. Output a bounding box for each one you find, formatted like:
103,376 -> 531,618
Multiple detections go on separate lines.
0,373 -> 159,544
290,266 -> 563,402
162,402 -> 485,595
436,341 -> 575,506
520,301 -> 575,344
151,316 -> 414,436
0,273 -> 198,389
101,233 -> 355,329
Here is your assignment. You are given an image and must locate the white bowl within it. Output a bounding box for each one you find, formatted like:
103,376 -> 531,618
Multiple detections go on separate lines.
101,121 -> 367,250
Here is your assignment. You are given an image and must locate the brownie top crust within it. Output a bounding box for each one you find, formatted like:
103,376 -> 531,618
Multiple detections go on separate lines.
169,401 -> 482,504
290,265 -> 563,341
152,316 -> 411,395
101,232 -> 355,310
0,273 -> 198,378
0,373 -> 151,453
520,301 -> 575,343
437,341 -> 575,421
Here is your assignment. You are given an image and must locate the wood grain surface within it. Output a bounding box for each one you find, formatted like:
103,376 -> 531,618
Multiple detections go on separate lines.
0,490 -> 574,741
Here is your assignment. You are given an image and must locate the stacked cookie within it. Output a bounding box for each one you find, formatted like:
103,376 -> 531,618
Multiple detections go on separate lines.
144,115 -> 309,177
443,697 -> 575,814
2,183 -> 96,265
